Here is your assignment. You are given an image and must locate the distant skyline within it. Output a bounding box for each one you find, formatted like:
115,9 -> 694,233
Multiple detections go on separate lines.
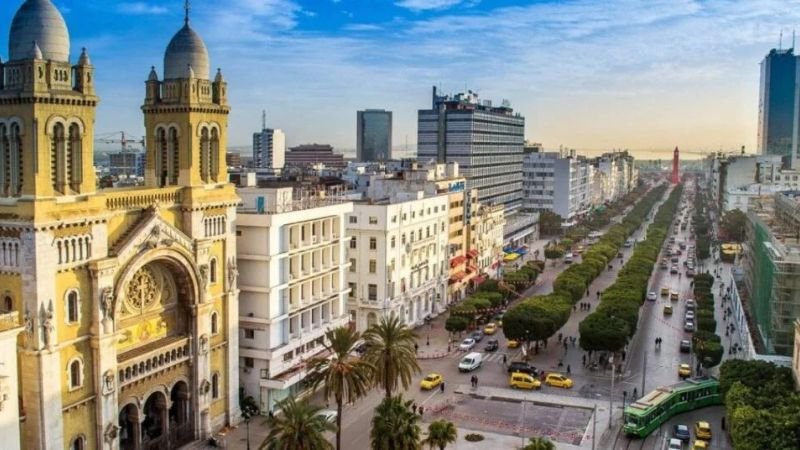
1,0 -> 799,157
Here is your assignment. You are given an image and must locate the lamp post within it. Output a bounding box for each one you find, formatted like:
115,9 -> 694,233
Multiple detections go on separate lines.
608,355 -> 615,429
242,402 -> 259,450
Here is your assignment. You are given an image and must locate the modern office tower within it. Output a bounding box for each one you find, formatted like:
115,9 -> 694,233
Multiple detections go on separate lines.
286,144 -> 346,169
0,1 -> 241,447
253,124 -> 286,169
758,48 -> 798,168
418,87 -> 525,214
523,150 -> 594,222
357,109 -> 393,162
236,187 -> 353,413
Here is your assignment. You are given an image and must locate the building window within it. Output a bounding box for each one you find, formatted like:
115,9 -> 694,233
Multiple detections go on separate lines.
369,237 -> 377,250
244,357 -> 254,368
391,215 -> 397,223
70,436 -> 85,450
66,290 -> 79,324
211,312 -> 219,335
348,283 -> 356,298
283,352 -> 293,362
369,260 -> 377,273
350,238 -> 357,249
211,373 -> 220,399
369,216 -> 378,224
401,234 -> 406,245
210,258 -> 218,283
244,328 -> 255,339
68,358 -> 83,390
368,284 -> 377,301
390,236 -> 396,248
349,258 -> 356,272
2,294 -> 12,313
349,216 -> 357,224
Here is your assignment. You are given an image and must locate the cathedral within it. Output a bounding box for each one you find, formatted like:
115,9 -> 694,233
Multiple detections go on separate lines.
0,0 -> 241,448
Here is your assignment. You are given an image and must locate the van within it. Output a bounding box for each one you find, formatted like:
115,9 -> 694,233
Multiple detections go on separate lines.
458,352 -> 482,372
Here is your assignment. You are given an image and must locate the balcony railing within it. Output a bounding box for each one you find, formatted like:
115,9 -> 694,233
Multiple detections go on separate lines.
104,186 -> 183,210
117,336 -> 192,387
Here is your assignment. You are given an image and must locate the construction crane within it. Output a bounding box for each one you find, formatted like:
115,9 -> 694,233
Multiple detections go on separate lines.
95,131 -> 144,153
95,132 -> 145,180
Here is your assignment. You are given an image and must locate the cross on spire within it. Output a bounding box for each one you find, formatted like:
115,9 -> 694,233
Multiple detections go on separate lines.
184,0 -> 191,25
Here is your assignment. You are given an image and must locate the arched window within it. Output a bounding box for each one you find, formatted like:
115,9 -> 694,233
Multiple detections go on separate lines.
210,127 -> 220,182
0,124 -> 8,196
211,373 -> 219,399
66,290 -> 79,323
51,123 -> 66,193
2,294 -> 12,312
200,127 -> 210,183
168,127 -> 179,185
209,258 -> 217,283
9,123 -> 22,196
68,359 -> 83,390
70,435 -> 85,450
211,311 -> 219,335
157,127 -> 167,187
68,124 -> 82,192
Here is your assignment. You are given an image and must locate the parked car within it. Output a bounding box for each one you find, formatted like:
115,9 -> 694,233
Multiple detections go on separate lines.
685,311 -> 695,321
484,339 -> 499,352
507,361 -> 537,376
684,320 -> 695,332
685,299 -> 696,310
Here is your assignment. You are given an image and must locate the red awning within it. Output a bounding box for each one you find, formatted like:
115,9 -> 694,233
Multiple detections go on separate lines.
449,271 -> 467,283
450,255 -> 466,267
471,275 -> 487,285
467,249 -> 479,259
467,265 -> 478,273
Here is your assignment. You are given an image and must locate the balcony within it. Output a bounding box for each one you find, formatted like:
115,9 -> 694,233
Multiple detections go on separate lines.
0,311 -> 20,333
117,336 -> 192,388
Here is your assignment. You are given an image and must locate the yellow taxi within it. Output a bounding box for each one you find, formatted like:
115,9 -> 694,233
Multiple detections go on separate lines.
484,323 -> 498,335
694,421 -> 712,440
691,440 -> 709,450
545,373 -> 573,388
678,364 -> 691,378
670,291 -> 679,302
510,373 -> 541,390
661,287 -> 670,296
419,373 -> 443,390
663,304 -> 673,315
507,339 -> 520,349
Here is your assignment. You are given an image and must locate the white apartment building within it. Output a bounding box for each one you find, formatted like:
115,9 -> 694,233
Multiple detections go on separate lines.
522,150 -> 594,222
253,128 -> 286,169
468,202 -> 506,280
593,151 -> 637,203
346,192 -> 449,331
236,187 -> 353,413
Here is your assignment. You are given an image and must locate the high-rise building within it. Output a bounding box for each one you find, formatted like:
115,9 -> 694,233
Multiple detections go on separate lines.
758,48 -> 798,168
253,125 -> 285,169
357,109 -> 392,162
0,1 -> 242,447
418,87 -> 525,214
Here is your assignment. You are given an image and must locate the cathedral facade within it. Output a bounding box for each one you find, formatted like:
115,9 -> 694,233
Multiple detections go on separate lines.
0,1 -> 241,449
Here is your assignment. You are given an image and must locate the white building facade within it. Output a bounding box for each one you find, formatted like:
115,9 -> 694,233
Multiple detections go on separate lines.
236,188 -> 353,414
253,128 -> 286,169
346,193 -> 449,332
522,151 -> 594,221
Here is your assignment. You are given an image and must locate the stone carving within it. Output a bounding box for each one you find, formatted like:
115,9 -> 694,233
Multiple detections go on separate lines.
40,301 -> 54,350
102,369 -> 116,395
23,307 -> 33,343
125,267 -> 158,311
101,287 -> 114,321
199,264 -> 209,287
103,422 -> 119,444
199,379 -> 210,395
199,334 -> 209,354
227,258 -> 238,288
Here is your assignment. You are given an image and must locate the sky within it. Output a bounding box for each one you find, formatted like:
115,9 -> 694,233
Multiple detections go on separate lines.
2,0 -> 800,158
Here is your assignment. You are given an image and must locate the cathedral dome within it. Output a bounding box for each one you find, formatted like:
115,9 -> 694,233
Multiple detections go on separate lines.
164,23 -> 209,80
8,0 -> 70,62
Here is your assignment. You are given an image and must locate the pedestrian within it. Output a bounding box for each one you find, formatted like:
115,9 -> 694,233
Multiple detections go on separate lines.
414,343 -> 418,354
721,417 -> 726,430
558,332 -> 563,343
419,406 -> 424,417
502,354 -> 507,365
633,388 -> 637,398
573,304 -> 577,312
474,376 -> 478,387
269,410 -> 274,420
412,403 -> 418,414
558,359 -> 564,367
622,350 -> 626,361
447,344 -> 451,352
441,382 -> 445,393
582,354 -> 587,366
567,365 -> 571,374
563,340 -> 568,351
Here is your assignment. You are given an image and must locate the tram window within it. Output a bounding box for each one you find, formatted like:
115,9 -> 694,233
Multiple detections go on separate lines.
681,393 -> 686,401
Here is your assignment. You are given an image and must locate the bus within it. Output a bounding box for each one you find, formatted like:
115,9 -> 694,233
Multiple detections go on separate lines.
622,377 -> 721,439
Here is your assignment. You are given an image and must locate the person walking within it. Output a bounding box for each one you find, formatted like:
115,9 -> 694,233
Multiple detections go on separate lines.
566,365 -> 571,375
440,382 -> 445,393
582,354 -> 587,366
502,354 -> 507,365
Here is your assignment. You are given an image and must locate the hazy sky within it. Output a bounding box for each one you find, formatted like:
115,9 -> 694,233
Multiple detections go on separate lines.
2,0 -> 799,156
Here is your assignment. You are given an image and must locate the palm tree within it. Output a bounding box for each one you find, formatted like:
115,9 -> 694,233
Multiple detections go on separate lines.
422,420 -> 457,450
521,436 -> 556,450
370,395 -> 421,450
260,396 -> 335,450
306,326 -> 373,450
363,313 -> 420,398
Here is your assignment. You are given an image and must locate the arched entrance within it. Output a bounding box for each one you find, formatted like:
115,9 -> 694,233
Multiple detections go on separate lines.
169,381 -> 193,447
366,312 -> 378,329
119,404 -> 139,450
142,391 -> 168,449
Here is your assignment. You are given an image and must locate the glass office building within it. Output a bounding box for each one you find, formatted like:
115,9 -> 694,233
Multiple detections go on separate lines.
357,109 -> 393,162
758,48 -> 798,168
417,87 -> 525,215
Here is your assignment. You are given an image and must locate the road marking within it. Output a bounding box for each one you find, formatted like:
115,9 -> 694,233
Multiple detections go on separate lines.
420,389 -> 440,406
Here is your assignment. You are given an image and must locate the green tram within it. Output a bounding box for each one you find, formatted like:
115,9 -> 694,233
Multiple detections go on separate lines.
623,376 -> 722,438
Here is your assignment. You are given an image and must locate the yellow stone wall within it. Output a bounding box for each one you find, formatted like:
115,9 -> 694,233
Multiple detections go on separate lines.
62,399 -> 97,450
56,269 -> 93,342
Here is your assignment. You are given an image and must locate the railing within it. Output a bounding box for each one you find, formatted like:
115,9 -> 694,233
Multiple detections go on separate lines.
117,336 -> 191,387
105,187 -> 183,210
239,195 -> 348,215
0,311 -> 20,332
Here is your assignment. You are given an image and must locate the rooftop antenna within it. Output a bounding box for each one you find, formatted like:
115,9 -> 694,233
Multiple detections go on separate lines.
779,30 -> 783,50
793,29 -> 796,50
262,109 -> 266,130
184,0 -> 190,25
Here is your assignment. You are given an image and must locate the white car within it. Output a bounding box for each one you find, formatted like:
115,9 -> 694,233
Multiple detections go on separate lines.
684,320 -> 695,332
317,409 -> 338,423
668,438 -> 683,450
647,291 -> 657,301
459,338 -> 476,351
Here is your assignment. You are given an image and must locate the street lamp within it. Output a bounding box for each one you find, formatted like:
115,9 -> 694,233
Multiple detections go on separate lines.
242,403 -> 259,450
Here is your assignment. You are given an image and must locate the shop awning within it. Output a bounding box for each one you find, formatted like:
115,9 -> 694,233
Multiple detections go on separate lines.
449,271 -> 467,282
471,275 -> 487,285
467,249 -> 479,259
467,265 -> 478,273
515,248 -> 528,255
504,253 -> 520,261
450,255 -> 466,267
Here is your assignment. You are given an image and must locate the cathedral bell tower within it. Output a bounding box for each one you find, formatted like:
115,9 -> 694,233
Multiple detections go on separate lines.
142,4 -> 229,188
